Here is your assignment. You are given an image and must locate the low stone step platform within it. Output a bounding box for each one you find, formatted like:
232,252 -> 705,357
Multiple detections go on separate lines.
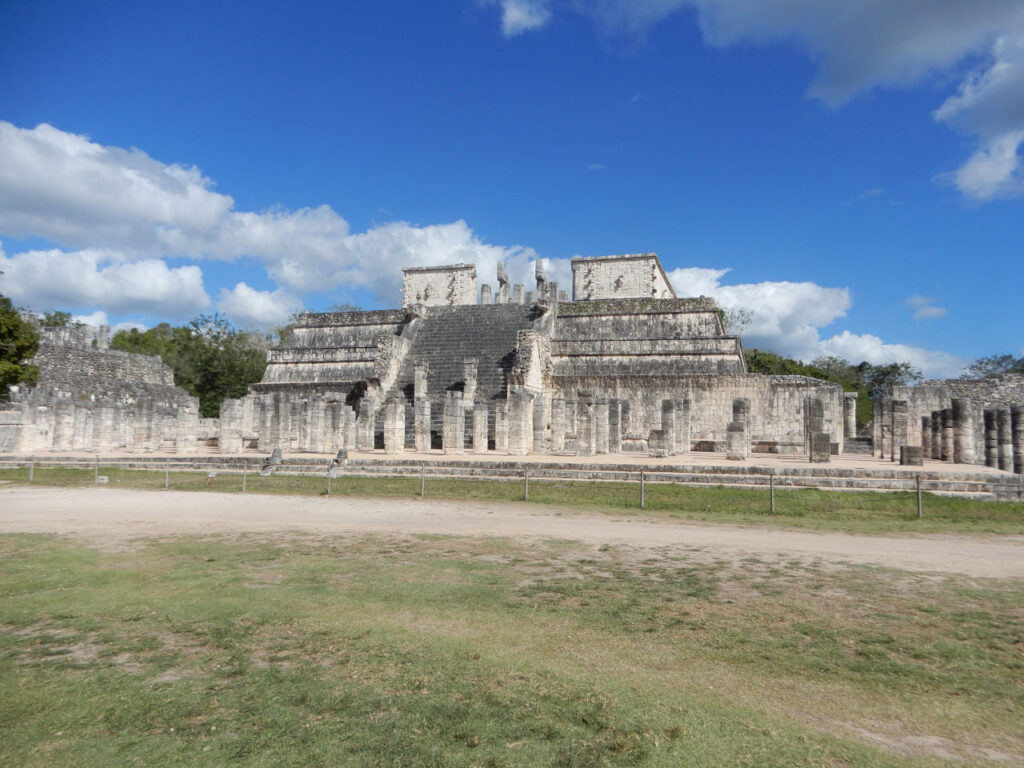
2,454 -> 1020,501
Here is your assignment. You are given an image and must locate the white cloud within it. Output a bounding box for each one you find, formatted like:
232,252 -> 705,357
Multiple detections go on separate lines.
906,295 -> 947,321
820,331 -> 965,379
217,283 -> 301,330
0,122 -> 539,309
0,246 -> 210,318
666,266 -> 964,378
511,1 -> 1024,201
71,310 -> 109,327
494,0 -> 551,37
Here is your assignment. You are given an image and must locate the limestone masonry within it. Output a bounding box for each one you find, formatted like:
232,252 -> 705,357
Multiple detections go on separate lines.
3,252 -> 1022,478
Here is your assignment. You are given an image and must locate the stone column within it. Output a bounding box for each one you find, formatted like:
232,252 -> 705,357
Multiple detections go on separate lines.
731,398 -> 750,459
343,406 -> 357,451
218,398 -> 244,454
473,402 -> 489,453
52,401 -> 75,451
325,402 -> 344,453
674,398 -> 690,454
648,429 -> 672,457
506,391 -> 533,456
93,402 -> 117,452
480,284 -> 492,305
577,392 -> 595,457
607,398 -> 621,454
997,407 -> 1012,472
414,363 -> 430,452
843,392 -> 858,440
660,399 -> 676,456
900,445 -> 923,466
952,398 -> 975,465
809,432 -> 831,463
443,391 -> 465,454
464,360 -> 478,451
533,393 -> 548,454
565,397 -> 577,447
726,422 -> 746,461
512,284 -> 523,304
931,410 -> 942,461
414,398 -> 431,452
71,405 -> 91,451
941,407 -> 953,462
1012,405 -> 1024,475
550,396 -> 566,453
804,398 -> 824,457
594,397 -> 609,454
873,400 -> 884,457
174,403 -> 198,455
383,398 -> 406,454
984,410 -> 998,468
921,416 -> 931,460
890,400 -> 908,462
619,401 -> 630,447
357,396 -> 378,451
494,399 -> 509,453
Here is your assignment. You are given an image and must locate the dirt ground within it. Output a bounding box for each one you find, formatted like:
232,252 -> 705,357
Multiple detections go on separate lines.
2,485 -> 1022,578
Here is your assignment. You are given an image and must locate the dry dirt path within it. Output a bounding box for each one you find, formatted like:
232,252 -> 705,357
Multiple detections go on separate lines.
2,486 -> 1023,578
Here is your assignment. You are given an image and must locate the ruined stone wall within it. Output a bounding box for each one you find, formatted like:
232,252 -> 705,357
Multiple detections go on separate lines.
571,253 -> 675,301
552,298 -> 744,376
259,310 -> 407,387
551,374 -> 841,452
402,264 -> 477,307
884,374 -> 1024,466
31,344 -> 175,391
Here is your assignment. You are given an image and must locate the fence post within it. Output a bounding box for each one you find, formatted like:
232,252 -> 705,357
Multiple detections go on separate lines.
770,470 -> 775,514
242,462 -> 247,493
524,469 -> 529,502
164,461 -> 169,489
420,465 -> 425,498
640,470 -> 645,509
916,474 -> 922,519
28,457 -> 34,483
327,465 -> 332,495
94,457 -> 99,485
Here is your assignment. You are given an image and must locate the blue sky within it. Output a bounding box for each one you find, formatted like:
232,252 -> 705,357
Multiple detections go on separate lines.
1,0 -> 1022,377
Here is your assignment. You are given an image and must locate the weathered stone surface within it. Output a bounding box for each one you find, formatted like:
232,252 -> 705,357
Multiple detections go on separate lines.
1013,405 -> 1024,475
997,407 -> 1012,472
442,392 -> 465,454
900,445 -> 924,466
809,432 -> 831,463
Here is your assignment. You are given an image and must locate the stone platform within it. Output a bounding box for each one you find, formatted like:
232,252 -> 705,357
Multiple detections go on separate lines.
4,449 -> 1020,501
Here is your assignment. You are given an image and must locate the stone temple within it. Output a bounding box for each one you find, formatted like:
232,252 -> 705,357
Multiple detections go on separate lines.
244,253 -> 844,458
3,251 -> 1022,479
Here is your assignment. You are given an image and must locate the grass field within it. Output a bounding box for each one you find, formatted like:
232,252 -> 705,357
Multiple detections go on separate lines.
2,529 -> 1022,767
2,465 -> 1023,535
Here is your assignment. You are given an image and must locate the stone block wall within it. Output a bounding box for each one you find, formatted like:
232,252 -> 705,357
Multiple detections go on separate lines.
402,264 -> 477,307
571,253 -> 675,301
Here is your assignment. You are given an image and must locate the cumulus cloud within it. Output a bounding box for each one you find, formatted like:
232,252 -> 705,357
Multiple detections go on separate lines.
666,266 -> 964,378
495,1 -> 1024,200
493,0 -> 552,37
906,295 -> 947,321
216,283 -> 302,330
0,122 -> 538,311
0,246 -> 210,318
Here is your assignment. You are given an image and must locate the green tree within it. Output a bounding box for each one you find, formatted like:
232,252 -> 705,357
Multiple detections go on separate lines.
111,315 -> 268,418
0,294 -> 39,399
961,354 -> 1024,379
40,310 -> 78,328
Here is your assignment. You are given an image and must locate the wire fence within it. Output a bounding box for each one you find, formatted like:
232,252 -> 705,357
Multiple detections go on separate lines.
0,455 -> 966,518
